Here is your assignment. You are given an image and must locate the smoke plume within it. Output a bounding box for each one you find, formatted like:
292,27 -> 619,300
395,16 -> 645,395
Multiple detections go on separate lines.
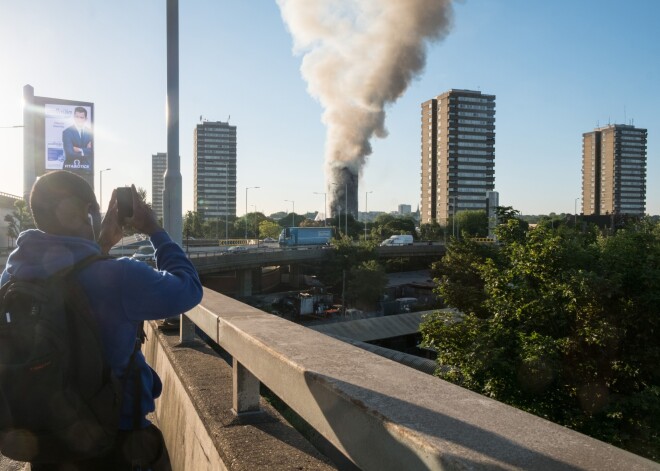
277,0 -> 454,217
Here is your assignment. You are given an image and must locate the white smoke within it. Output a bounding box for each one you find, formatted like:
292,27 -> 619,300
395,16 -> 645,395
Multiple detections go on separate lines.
277,0 -> 454,210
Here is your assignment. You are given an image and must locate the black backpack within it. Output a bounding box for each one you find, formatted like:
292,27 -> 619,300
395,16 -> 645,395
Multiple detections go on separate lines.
0,255 -> 125,463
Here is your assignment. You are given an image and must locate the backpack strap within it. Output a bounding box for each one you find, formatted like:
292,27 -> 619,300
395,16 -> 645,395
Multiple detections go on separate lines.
57,254 -> 112,280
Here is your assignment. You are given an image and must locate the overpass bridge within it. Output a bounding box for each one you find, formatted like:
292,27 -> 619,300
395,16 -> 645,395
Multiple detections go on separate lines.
114,292 -> 660,469
184,244 -> 446,296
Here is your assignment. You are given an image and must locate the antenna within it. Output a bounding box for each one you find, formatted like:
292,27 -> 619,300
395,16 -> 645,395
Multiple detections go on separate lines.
227,115 -> 231,123
624,105 -> 626,125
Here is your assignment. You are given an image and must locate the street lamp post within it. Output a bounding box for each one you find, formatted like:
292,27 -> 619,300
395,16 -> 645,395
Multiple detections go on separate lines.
313,192 -> 327,226
575,197 -> 580,227
99,168 -> 111,210
224,162 -> 229,243
245,186 -> 260,240
364,190 -> 373,241
285,200 -> 295,227
450,196 -> 456,239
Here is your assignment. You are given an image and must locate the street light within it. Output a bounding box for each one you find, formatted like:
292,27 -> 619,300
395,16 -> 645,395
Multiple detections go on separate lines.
285,199 -> 295,227
450,195 -> 456,239
313,192 -> 327,226
224,162 -> 229,243
575,197 -> 580,226
245,186 -> 260,239
99,168 -> 111,210
364,190 -> 373,241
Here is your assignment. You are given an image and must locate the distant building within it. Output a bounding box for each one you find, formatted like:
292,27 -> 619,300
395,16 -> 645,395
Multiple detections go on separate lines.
582,124 -> 647,216
398,204 -> 412,216
151,152 -> 166,221
194,120 -> 237,221
421,89 -> 496,225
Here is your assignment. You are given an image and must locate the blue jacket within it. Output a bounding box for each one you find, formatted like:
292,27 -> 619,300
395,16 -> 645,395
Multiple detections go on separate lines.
0,229 -> 203,429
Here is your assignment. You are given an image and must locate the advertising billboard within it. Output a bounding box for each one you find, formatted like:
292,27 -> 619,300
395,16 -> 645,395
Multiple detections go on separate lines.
23,86 -> 95,195
44,103 -> 94,174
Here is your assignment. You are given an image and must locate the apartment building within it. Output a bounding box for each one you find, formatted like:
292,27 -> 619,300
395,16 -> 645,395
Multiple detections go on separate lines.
151,152 -> 166,221
582,124 -> 647,216
421,89 -> 496,225
194,120 -> 237,221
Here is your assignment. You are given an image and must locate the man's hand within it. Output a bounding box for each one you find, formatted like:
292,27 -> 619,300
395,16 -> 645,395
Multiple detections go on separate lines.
73,146 -> 82,152
97,190 -> 123,255
86,142 -> 92,148
127,184 -> 162,236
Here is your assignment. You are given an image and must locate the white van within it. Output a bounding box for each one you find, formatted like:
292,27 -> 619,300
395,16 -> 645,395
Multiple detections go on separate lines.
380,234 -> 413,246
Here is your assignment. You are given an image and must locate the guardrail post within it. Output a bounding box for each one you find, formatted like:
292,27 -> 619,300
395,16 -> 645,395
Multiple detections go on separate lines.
232,358 -> 261,415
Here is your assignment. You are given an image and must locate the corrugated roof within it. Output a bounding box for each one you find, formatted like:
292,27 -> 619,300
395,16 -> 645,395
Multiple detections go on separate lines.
309,310 -> 450,342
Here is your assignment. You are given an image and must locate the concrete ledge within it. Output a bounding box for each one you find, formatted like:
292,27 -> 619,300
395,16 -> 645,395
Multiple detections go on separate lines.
186,288 -> 660,471
142,321 -> 336,471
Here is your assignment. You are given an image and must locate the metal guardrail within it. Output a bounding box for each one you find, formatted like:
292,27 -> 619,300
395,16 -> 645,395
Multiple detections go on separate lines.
0,191 -> 22,200
179,290 -> 657,471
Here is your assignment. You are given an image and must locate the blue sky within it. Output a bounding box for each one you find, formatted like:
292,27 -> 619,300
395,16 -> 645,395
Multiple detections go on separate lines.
0,0 -> 658,216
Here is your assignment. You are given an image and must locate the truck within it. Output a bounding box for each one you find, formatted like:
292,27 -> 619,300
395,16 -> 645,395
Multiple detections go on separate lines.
380,234 -> 413,246
279,227 -> 334,247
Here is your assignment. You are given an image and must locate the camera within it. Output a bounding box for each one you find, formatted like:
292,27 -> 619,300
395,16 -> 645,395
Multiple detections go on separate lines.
116,187 -> 133,221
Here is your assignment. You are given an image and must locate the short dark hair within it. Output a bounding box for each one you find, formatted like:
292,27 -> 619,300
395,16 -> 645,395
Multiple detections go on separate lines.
74,106 -> 87,118
30,171 -> 97,232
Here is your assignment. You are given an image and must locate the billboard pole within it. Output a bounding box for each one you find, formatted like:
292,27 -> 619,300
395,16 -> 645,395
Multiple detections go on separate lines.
163,0 -> 182,246
23,85 -> 35,200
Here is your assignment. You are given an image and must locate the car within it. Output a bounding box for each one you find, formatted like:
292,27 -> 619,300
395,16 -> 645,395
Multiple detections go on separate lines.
226,245 -> 248,253
262,237 -> 276,243
131,245 -> 155,261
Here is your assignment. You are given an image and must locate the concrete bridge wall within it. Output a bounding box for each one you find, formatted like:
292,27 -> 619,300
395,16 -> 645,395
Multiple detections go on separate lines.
143,289 -> 658,470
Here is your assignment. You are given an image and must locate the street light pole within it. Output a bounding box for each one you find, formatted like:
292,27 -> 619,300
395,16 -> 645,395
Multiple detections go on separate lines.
313,192 -> 327,226
364,190 -> 373,241
450,196 -> 456,238
285,200 -> 295,227
245,186 -> 260,240
225,162 -> 229,243
99,168 -> 111,210
575,197 -> 580,227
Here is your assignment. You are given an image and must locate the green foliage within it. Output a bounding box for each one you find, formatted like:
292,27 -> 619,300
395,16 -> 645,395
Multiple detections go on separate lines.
4,199 -> 35,239
183,211 -> 205,238
370,214 -> 416,241
456,210 -> 488,237
421,216 -> 660,460
431,237 -> 499,318
346,260 -> 387,310
259,220 -> 281,239
277,213 -> 307,228
321,237 -> 376,283
420,221 -> 445,241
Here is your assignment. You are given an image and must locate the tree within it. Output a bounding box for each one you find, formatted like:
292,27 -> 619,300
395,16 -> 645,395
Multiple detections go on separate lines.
4,199 -> 34,241
346,260 -> 387,310
183,211 -> 205,238
455,210 -> 488,237
421,217 -> 660,460
419,222 -> 445,241
370,214 -> 416,241
259,220 -> 281,239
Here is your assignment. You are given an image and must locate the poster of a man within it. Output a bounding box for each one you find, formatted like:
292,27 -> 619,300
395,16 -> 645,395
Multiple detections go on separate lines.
44,103 -> 94,176
62,106 -> 93,171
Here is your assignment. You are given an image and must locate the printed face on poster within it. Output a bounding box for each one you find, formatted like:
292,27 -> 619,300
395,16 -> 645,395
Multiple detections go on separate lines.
44,103 -> 94,175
